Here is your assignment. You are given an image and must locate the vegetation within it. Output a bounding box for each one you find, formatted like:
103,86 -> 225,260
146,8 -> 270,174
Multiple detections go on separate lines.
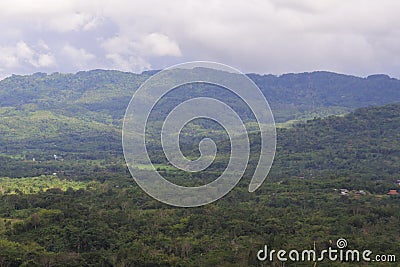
0,175 -> 97,195
0,70 -> 399,266
1,70 -> 400,124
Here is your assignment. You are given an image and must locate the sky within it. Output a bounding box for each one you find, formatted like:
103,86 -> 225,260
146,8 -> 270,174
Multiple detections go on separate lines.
0,0 -> 399,79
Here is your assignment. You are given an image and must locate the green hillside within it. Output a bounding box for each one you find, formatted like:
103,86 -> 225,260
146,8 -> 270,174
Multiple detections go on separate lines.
0,70 -> 399,266
0,97 -> 399,265
1,70 -> 400,124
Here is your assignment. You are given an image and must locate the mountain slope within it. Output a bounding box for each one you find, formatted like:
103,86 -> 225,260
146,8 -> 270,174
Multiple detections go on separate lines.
258,102 -> 400,183
1,70 -> 400,124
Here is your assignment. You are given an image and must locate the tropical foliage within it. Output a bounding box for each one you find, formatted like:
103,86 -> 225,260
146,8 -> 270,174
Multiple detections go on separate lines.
0,71 -> 399,266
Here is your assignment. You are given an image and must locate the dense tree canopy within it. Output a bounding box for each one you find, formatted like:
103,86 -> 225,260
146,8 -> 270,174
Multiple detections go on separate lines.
0,70 -> 399,266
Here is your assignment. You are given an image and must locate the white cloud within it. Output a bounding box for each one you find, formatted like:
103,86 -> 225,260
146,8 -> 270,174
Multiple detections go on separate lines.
16,41 -> 35,61
0,41 -> 56,69
38,39 -> 50,51
0,0 -> 77,17
61,44 -> 95,68
140,33 -> 181,57
102,33 -> 181,57
100,33 -> 181,71
37,53 -> 56,67
105,53 -> 151,72
48,13 -> 101,32
0,0 -> 399,77
101,36 -> 150,71
0,47 -> 19,68
101,36 -> 133,55
82,16 -> 105,31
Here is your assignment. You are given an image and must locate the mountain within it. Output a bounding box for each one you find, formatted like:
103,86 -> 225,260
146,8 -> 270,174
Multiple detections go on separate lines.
0,67 -> 399,266
178,102 -> 400,189
1,70 -> 400,125
259,102 -> 400,182
1,69 -> 400,180
0,92 -> 399,265
0,70 -> 149,125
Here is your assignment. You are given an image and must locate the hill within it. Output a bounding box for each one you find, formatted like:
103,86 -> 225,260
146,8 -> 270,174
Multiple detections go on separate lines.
1,70 -> 400,124
179,102 -> 400,189
0,101 -> 399,266
0,71 -> 399,266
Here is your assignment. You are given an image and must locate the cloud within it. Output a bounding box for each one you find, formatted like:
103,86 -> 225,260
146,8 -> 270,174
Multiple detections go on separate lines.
48,13 -> 102,32
0,41 -> 56,69
101,35 -> 133,55
140,33 -> 181,57
101,35 -> 148,71
101,33 -> 181,71
105,53 -> 151,72
0,0 -> 399,77
0,46 -> 19,68
37,54 -> 57,67
61,44 -> 95,69
16,42 -> 35,61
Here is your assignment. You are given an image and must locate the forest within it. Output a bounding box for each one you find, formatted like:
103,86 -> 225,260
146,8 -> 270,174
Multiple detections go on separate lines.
0,71 -> 399,266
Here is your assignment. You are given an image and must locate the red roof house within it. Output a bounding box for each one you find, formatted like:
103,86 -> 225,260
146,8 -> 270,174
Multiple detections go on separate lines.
387,190 -> 399,195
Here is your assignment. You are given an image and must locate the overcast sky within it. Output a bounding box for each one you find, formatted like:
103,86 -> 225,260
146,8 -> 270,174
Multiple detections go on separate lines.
0,0 -> 399,79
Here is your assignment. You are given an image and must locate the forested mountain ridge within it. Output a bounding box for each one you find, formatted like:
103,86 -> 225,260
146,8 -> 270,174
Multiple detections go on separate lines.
0,70 -> 400,266
0,70 -> 149,124
1,70 -> 400,124
0,102 -> 399,266
260,102 -> 400,183
189,102 -> 400,188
